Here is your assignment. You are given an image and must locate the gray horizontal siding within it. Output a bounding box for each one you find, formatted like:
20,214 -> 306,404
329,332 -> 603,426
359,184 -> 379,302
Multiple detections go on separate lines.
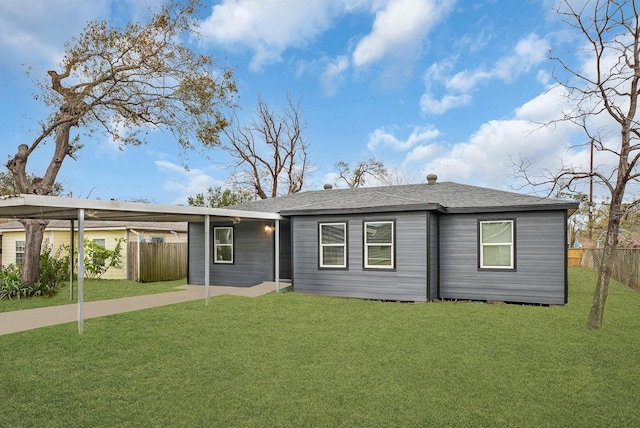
438,211 -> 567,304
292,212 -> 428,301
188,220 -> 274,287
428,213 -> 438,301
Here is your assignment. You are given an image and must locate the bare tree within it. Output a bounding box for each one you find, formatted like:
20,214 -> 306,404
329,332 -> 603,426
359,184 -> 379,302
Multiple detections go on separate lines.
334,158 -> 389,188
223,95 -> 310,199
6,0 -> 237,286
518,0 -> 640,329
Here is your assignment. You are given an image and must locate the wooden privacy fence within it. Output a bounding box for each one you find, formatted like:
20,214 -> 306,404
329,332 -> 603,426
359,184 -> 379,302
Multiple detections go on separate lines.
579,248 -> 640,291
567,249 -> 584,267
128,242 -> 187,282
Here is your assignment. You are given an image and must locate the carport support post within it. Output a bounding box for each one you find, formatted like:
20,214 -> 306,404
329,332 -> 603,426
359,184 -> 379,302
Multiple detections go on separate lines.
275,219 -> 280,292
77,209 -> 85,335
204,215 -> 210,306
69,220 -> 74,301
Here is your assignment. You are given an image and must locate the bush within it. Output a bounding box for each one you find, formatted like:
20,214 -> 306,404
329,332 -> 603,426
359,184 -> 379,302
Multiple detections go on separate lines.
0,244 -> 68,300
0,265 -> 27,300
38,243 -> 69,291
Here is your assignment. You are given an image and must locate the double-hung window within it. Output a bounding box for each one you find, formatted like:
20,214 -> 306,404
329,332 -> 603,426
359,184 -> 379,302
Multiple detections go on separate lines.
214,227 -> 234,264
479,220 -> 515,269
92,238 -> 106,266
364,221 -> 394,269
15,240 -> 25,264
319,223 -> 347,268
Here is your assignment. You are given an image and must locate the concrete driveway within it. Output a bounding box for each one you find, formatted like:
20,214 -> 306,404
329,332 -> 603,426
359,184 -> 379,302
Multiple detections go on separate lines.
0,282 -> 283,336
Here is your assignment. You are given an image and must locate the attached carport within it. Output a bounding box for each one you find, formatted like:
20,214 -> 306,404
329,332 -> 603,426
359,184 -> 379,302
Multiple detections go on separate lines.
0,194 -> 282,334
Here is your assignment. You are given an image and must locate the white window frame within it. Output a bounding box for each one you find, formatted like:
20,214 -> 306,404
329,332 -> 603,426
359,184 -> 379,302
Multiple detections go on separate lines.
479,220 -> 515,269
213,226 -> 234,264
364,221 -> 394,269
15,240 -> 25,265
319,223 -> 347,268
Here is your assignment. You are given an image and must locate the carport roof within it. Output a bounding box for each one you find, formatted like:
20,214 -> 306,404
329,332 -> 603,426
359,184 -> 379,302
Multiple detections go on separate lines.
0,194 -> 282,223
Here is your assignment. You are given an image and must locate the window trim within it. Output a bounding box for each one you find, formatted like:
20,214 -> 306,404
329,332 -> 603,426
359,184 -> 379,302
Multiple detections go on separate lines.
318,222 -> 348,269
213,226 -> 234,264
15,240 -> 25,265
478,219 -> 516,270
363,220 -> 395,270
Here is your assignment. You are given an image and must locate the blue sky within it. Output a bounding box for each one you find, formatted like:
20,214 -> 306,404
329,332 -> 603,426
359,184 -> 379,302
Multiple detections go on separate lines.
0,0 -> 606,204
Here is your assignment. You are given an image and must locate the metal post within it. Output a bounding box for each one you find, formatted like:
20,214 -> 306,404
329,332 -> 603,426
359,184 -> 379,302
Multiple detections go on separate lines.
77,209 -> 85,335
204,215 -> 210,306
69,220 -> 74,301
275,220 -> 280,292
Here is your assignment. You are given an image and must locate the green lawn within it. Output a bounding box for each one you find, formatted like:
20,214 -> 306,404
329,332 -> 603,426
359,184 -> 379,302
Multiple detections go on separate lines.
1,267 -> 638,427
0,278 -> 186,313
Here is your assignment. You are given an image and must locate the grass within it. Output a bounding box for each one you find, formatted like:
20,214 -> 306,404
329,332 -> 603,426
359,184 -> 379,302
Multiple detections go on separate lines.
1,267 -> 638,427
0,277 -> 186,313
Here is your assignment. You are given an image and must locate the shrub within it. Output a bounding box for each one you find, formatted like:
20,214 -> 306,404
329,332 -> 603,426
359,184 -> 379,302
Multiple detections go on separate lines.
38,242 -> 69,292
0,244 -> 68,300
0,264 -> 28,300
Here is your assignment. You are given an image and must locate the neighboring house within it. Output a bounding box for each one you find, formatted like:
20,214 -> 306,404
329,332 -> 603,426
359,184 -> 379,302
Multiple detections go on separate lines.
188,176 -> 578,305
0,220 -> 187,280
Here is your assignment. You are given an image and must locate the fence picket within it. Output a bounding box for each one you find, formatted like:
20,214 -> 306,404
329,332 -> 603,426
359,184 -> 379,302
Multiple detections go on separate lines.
128,242 -> 187,282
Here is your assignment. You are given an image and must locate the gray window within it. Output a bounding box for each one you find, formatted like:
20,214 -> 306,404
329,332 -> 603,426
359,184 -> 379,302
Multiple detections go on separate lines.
364,221 -> 394,269
214,227 -> 233,264
479,220 -> 514,269
319,223 -> 347,268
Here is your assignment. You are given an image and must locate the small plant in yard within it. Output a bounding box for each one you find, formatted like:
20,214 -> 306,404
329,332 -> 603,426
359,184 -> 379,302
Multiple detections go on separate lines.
63,238 -> 125,280
83,238 -> 124,279
38,241 -> 69,291
0,243 -> 68,300
0,264 -> 27,300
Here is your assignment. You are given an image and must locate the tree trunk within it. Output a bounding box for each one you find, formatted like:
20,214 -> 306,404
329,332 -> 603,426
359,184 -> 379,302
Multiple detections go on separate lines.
19,219 -> 49,287
8,119 -> 73,287
587,188 -> 624,329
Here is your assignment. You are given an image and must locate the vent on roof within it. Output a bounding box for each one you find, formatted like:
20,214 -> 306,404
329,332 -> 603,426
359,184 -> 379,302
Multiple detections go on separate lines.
323,183 -> 333,190
427,174 -> 438,185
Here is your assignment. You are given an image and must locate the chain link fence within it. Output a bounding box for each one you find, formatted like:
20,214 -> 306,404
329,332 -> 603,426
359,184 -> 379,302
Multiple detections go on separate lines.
580,249 -> 640,291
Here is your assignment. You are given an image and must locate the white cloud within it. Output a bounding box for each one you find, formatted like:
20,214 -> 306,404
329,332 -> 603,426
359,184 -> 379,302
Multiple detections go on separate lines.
409,88 -> 588,191
352,0 -> 454,67
420,93 -> 472,115
155,160 -> 222,204
367,125 -> 441,151
405,143 -> 441,162
200,0 -> 343,71
319,55 -> 350,96
0,0 -> 161,74
421,33 -> 551,115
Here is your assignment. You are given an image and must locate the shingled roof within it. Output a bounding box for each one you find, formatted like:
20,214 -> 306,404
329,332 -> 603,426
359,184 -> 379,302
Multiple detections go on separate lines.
232,182 -> 578,216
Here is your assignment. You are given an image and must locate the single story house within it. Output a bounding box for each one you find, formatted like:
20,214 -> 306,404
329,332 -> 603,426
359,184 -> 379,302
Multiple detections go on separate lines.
188,176 -> 578,305
0,220 -> 187,280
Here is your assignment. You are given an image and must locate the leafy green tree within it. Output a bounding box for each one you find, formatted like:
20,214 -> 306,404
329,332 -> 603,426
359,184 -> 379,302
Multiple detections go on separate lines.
0,170 -> 64,196
6,0 -> 237,287
187,186 -> 254,207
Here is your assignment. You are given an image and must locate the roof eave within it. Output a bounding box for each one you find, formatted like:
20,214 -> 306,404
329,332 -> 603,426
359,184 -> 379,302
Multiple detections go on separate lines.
445,203 -> 580,215
281,203 -> 446,216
